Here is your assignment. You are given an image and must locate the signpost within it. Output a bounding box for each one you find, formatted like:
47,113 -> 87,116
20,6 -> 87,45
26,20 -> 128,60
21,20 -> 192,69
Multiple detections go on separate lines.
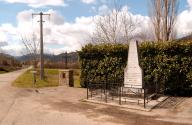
30,70 -> 37,89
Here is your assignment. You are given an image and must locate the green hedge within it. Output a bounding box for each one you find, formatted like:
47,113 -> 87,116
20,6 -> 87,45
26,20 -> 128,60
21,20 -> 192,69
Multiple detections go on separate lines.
140,41 -> 192,96
78,44 -> 128,87
79,41 -> 192,96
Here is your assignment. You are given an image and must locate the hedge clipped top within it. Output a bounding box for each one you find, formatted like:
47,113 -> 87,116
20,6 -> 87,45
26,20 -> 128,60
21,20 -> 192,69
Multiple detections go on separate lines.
79,43 -> 128,59
79,41 -> 192,96
140,41 -> 192,57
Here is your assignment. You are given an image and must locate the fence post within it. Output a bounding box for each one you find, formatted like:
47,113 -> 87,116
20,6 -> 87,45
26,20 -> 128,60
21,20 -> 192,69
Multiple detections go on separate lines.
87,82 -> 89,99
119,86 -> 122,105
144,88 -> 146,108
105,75 -> 108,103
105,82 -> 107,103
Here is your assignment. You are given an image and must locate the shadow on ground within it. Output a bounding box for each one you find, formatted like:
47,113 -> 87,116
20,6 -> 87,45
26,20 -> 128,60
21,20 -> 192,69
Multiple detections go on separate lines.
39,97 -> 189,125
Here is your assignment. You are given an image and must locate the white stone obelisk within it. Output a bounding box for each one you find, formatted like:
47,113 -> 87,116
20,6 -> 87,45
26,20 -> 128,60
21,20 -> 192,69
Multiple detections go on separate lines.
124,40 -> 143,89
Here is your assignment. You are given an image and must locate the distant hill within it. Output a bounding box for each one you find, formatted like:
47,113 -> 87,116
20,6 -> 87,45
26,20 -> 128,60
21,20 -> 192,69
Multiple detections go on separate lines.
56,52 -> 78,63
0,53 -> 21,69
16,52 -> 79,63
177,34 -> 192,41
0,53 -> 13,59
0,53 -> 18,63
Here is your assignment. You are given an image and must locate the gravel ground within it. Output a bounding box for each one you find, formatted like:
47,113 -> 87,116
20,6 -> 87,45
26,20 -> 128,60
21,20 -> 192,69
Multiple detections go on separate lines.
0,69 -> 192,125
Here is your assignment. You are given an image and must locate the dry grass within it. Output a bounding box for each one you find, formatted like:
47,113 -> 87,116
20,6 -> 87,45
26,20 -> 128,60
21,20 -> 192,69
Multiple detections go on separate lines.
13,69 -> 59,88
12,68 -> 81,88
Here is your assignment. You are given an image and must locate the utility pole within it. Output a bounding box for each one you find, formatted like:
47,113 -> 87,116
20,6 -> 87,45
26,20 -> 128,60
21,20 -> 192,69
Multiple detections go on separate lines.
65,51 -> 68,69
32,12 -> 50,80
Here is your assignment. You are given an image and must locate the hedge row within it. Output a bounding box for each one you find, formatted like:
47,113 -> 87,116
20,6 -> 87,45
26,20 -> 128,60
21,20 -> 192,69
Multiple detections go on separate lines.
140,41 -> 192,96
78,44 -> 128,86
78,41 -> 192,96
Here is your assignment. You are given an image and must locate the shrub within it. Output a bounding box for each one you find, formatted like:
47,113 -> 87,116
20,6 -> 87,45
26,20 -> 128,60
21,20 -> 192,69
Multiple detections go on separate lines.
78,44 -> 128,87
139,41 -> 192,96
79,41 -> 192,96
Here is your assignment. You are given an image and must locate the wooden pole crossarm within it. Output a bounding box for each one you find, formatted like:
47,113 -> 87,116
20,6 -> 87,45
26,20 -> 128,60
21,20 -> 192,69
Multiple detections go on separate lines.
31,12 -> 50,80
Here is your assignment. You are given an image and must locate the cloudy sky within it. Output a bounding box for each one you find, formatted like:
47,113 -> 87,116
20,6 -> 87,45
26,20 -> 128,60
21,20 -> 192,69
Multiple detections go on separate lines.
0,0 -> 191,56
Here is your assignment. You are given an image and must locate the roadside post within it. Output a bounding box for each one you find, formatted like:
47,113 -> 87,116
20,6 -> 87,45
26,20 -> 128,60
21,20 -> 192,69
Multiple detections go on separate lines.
30,70 -> 37,90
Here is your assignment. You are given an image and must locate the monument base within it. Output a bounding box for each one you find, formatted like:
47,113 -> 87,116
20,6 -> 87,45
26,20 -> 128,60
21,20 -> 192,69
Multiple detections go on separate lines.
121,87 -> 144,97
84,94 -> 169,111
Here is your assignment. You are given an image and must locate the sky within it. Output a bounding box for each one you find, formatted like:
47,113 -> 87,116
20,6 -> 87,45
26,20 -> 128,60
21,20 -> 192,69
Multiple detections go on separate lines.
0,0 -> 191,56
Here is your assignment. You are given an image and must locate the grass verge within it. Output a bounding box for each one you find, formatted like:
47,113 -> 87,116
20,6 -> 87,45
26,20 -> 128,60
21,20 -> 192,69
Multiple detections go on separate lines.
13,69 -> 59,88
0,70 -> 7,74
0,66 -> 21,74
13,68 -> 81,88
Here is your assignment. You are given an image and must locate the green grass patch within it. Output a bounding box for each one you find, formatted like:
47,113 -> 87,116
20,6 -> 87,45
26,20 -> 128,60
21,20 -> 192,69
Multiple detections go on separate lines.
13,69 -> 59,88
0,66 -> 21,74
13,68 -> 81,88
0,70 -> 7,74
0,67 -> 8,74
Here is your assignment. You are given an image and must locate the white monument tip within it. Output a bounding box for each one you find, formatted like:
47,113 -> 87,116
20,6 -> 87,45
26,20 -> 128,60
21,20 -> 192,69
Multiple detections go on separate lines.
124,40 -> 143,89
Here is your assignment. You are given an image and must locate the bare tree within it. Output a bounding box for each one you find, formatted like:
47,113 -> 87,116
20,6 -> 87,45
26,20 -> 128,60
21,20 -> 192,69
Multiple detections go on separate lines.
21,34 -> 39,69
121,11 -> 139,43
150,0 -> 178,41
93,0 -> 138,44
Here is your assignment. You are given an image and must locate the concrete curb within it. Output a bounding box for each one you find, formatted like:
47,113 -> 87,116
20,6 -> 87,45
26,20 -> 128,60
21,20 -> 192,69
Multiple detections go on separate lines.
81,99 -> 152,112
80,96 -> 169,112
